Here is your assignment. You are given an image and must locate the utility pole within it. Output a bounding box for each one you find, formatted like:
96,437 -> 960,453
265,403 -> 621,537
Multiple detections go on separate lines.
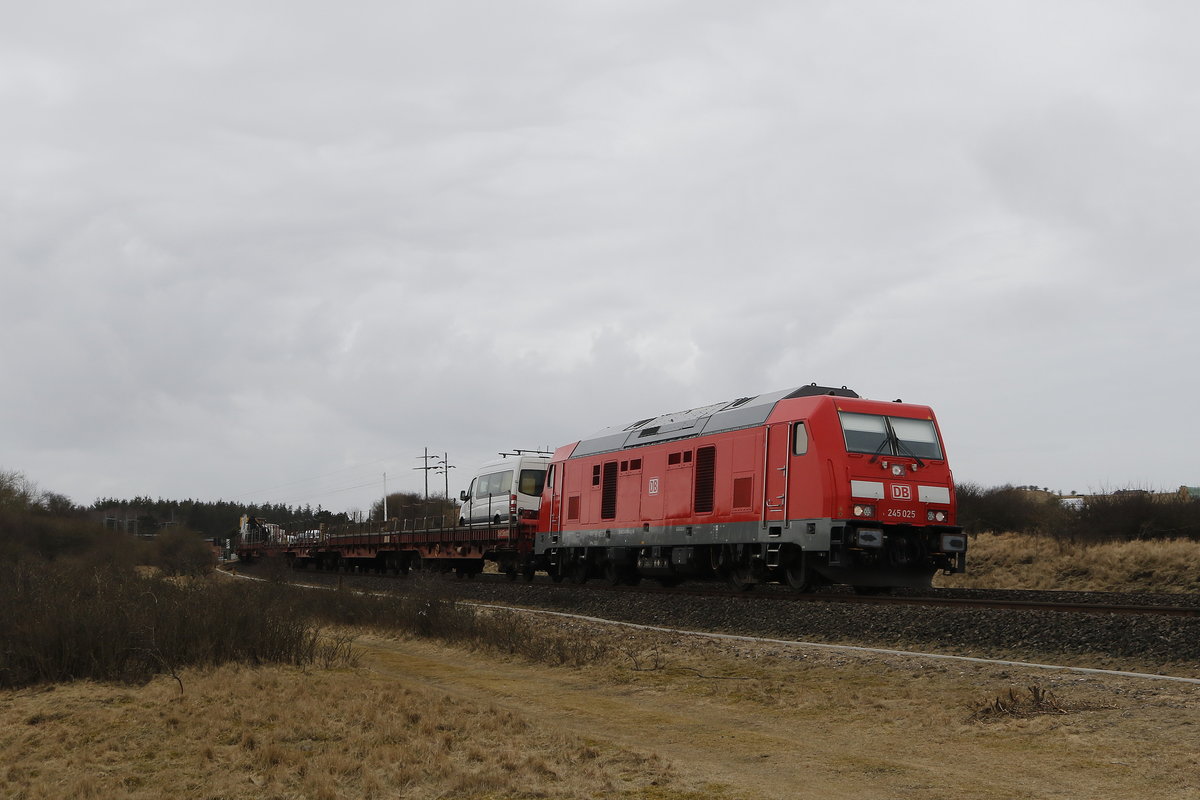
414,447 -> 435,502
382,472 -> 388,520
434,453 -> 455,499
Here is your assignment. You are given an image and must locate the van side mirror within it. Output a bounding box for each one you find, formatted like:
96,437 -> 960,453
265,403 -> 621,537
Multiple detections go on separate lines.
459,490 -> 468,502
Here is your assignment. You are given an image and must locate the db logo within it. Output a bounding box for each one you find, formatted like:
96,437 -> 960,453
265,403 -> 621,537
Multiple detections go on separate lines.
648,478 -> 660,496
891,484 -> 912,501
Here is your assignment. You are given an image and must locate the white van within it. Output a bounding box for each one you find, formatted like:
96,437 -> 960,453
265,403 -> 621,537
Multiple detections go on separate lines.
459,452 -> 550,526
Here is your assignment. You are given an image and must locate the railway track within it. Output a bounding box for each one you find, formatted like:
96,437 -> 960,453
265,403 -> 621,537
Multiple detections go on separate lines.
807,591 -> 1197,616
230,561 -> 1200,670
240,560 -> 1200,617
585,582 -> 1200,617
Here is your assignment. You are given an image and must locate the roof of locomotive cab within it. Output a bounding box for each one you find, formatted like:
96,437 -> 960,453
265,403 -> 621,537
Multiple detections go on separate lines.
567,383 -> 859,459
826,394 -> 939,419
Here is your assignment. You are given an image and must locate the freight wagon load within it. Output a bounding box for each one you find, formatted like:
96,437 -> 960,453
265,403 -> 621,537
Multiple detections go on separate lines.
458,451 -> 550,527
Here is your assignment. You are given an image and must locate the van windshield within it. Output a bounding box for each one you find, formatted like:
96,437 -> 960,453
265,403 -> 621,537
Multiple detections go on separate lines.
519,469 -> 546,496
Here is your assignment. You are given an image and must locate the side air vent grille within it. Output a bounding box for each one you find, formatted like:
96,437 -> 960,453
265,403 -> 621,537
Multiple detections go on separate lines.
693,446 -> 716,514
600,461 -> 618,520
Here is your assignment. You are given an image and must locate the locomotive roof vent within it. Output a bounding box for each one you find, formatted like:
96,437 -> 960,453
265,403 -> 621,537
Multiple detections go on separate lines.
783,384 -> 859,399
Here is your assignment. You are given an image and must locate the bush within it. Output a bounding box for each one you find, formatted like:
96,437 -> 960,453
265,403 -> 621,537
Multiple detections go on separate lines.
0,561 -> 326,689
150,528 -> 216,576
956,484 -> 1065,536
956,483 -> 1200,543
1069,491 -> 1200,542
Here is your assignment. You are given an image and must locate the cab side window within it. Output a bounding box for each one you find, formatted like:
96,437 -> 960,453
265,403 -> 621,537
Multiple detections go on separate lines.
793,422 -> 809,455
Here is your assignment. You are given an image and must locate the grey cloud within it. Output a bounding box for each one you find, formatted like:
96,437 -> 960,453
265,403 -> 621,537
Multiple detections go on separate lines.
3,2 -> 1199,506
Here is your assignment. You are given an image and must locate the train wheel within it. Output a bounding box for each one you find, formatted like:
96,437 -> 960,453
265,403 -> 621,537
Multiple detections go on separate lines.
569,561 -> 589,584
784,550 -> 812,592
518,556 -> 537,582
728,566 -> 755,592
722,545 -> 754,590
605,561 -> 621,586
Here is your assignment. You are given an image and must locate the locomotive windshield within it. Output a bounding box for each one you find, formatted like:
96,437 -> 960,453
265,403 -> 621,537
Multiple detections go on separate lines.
839,412 -> 944,460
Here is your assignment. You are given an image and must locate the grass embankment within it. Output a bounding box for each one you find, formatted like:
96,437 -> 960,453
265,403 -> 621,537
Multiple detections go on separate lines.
4,537 -> 1200,799
0,563 -> 686,798
2,661 -> 679,800
937,532 -> 1200,592
5,609 -> 1200,800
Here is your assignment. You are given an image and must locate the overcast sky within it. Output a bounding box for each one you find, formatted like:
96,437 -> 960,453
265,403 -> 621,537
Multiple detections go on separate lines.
3,1 -> 1198,513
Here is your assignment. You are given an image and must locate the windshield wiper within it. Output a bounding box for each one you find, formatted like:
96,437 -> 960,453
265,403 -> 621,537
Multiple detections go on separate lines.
886,418 -> 926,468
867,435 -> 892,464
893,437 -> 926,469
868,420 -> 927,469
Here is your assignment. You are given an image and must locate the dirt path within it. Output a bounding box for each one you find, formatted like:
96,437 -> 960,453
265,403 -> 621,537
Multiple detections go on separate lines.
354,631 -> 1200,800
359,635 -> 814,798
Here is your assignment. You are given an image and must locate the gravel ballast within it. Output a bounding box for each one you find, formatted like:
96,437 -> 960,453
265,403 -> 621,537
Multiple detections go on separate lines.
238,563 -> 1200,676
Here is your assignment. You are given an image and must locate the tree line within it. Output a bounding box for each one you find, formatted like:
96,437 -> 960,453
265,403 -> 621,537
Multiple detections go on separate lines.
6,469 -> 1199,552
0,469 -> 366,540
956,483 -> 1200,542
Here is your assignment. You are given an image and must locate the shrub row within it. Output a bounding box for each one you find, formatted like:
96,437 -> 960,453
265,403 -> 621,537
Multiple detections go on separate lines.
0,561 -> 323,688
0,506 -> 610,689
956,484 -> 1200,542
270,570 -> 611,667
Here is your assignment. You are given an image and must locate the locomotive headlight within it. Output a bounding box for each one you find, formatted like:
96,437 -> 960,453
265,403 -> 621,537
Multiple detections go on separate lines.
853,504 -> 876,518
940,533 -> 967,552
926,510 -> 947,523
854,529 -> 884,548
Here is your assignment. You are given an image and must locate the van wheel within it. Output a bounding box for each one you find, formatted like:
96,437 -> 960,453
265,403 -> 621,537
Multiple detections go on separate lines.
459,517 -> 466,526
493,514 -> 502,526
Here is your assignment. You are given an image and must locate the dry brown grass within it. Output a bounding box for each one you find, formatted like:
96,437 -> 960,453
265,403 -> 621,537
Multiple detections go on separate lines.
6,536 -> 1200,799
4,616 -> 1200,800
0,655 -> 682,800
935,532 -> 1200,592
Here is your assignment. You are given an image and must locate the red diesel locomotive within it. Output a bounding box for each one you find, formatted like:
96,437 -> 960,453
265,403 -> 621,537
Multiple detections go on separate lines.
535,384 -> 966,591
